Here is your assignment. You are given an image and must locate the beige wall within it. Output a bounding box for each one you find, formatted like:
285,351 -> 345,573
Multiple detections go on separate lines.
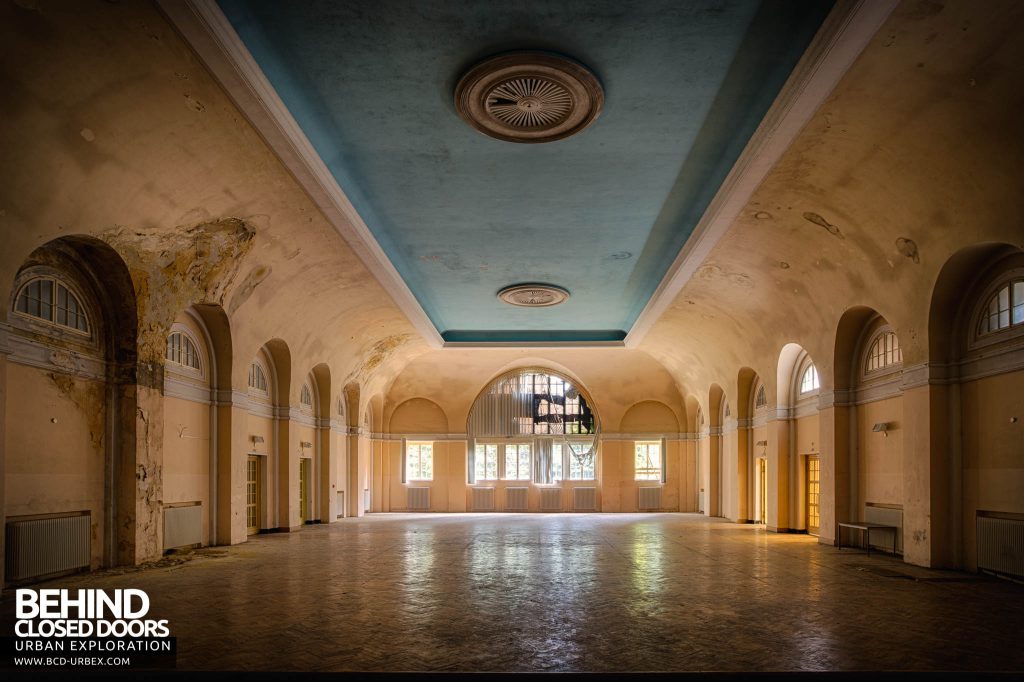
162,396 -> 211,545
4,363 -> 106,568
856,396 -> 904,509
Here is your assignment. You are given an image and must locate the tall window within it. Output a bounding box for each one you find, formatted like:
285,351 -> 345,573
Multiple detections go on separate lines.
634,441 -> 662,481
406,442 -> 433,481
15,277 -> 89,333
550,443 -> 564,482
504,443 -> 531,480
799,364 -> 820,394
248,362 -> 268,393
166,331 -> 200,370
978,280 -> 1024,335
474,444 -> 499,481
865,330 -> 902,372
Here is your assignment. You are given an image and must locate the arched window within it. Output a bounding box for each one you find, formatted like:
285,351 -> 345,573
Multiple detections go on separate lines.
799,365 -> 820,394
754,384 -> 768,410
467,368 -> 599,485
166,331 -> 201,370
978,279 -> 1024,336
248,362 -> 268,393
864,330 -> 902,373
301,384 -> 313,407
14,276 -> 89,333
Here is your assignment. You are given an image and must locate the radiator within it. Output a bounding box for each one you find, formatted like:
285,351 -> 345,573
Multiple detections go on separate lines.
977,515 -> 1024,579
363,489 -> 370,511
505,487 -> 528,511
407,487 -> 431,511
540,488 -> 562,512
336,491 -> 345,519
573,487 -> 597,511
865,504 -> 903,554
471,487 -> 495,511
698,491 -> 705,513
5,514 -> 91,582
163,504 -> 202,550
638,486 -> 662,511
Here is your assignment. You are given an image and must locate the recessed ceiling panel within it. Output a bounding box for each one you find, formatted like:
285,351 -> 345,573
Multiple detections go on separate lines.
216,0 -> 833,343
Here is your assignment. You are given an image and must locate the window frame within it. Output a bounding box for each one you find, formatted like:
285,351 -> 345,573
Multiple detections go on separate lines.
248,359 -> 270,397
502,442 -> 532,481
798,363 -> 820,396
164,327 -> 204,377
861,326 -> 903,379
404,441 -> 434,482
12,274 -> 93,338
634,440 -> 664,482
969,268 -> 1024,353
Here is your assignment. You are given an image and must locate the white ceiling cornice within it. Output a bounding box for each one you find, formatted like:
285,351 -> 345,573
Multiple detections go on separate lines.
624,0 -> 899,349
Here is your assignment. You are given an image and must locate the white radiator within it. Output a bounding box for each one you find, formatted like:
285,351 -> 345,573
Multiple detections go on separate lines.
698,491 -> 705,513
471,487 -> 495,511
163,503 -> 202,550
5,514 -> 91,582
977,515 -> 1024,579
407,487 -> 431,511
573,487 -> 597,511
336,491 -> 345,519
865,504 -> 903,554
638,486 -> 662,511
540,488 -> 562,512
505,487 -> 529,511
363,489 -> 371,511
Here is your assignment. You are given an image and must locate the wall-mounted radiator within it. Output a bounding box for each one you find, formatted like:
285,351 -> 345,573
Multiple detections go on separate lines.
336,491 -> 345,519
573,487 -> 597,511
977,514 -> 1024,579
163,503 -> 202,550
471,487 -> 495,511
407,487 -> 431,511
5,513 -> 91,583
540,488 -> 562,512
504,487 -> 528,511
638,486 -> 663,511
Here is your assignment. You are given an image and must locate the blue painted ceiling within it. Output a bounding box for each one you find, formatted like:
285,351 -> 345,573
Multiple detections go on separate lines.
217,0 -> 833,342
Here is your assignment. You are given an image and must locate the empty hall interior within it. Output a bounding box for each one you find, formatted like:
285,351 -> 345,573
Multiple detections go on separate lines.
1,0 -> 1023,674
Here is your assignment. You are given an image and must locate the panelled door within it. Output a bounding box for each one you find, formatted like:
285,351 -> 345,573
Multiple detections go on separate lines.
806,455 -> 820,535
246,456 -> 260,535
758,458 -> 767,524
299,458 -> 311,524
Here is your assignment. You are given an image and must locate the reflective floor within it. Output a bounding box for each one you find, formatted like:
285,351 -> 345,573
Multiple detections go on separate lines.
3,513 -> 1023,672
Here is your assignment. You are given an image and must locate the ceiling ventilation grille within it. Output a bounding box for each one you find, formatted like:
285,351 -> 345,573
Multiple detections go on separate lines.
455,52 -> 603,143
498,284 -> 570,307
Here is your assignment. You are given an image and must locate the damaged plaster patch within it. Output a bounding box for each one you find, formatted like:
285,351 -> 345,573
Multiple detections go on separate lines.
896,237 -> 921,263
802,212 -> 844,238
348,334 -> 414,384
697,263 -> 755,289
102,218 -> 256,363
228,264 -> 272,315
48,373 -> 105,449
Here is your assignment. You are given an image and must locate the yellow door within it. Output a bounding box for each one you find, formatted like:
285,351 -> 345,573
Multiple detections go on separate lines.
246,456 -> 260,535
806,455 -> 820,535
300,458 -> 310,524
758,458 -> 767,524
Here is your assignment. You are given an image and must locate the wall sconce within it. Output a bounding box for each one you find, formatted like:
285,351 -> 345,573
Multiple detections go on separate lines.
872,422 -> 890,437
300,441 -> 313,449
250,435 -> 265,444
755,440 -> 767,447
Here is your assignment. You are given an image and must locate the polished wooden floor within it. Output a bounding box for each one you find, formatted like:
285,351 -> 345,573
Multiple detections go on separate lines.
3,513 -> 1023,672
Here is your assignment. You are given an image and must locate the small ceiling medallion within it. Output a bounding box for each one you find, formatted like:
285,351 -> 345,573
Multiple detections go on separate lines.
455,52 -> 604,143
498,284 -> 570,307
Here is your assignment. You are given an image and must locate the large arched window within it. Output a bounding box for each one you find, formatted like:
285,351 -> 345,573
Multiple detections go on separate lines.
754,384 -> 768,410
14,276 -> 90,333
466,368 -> 599,484
248,361 -> 269,394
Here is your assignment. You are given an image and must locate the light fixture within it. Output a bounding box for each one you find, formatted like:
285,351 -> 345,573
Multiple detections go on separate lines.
872,422 -> 890,437
755,440 -> 767,447
498,283 -> 570,307
300,441 -> 313,449
250,435 -> 265,444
